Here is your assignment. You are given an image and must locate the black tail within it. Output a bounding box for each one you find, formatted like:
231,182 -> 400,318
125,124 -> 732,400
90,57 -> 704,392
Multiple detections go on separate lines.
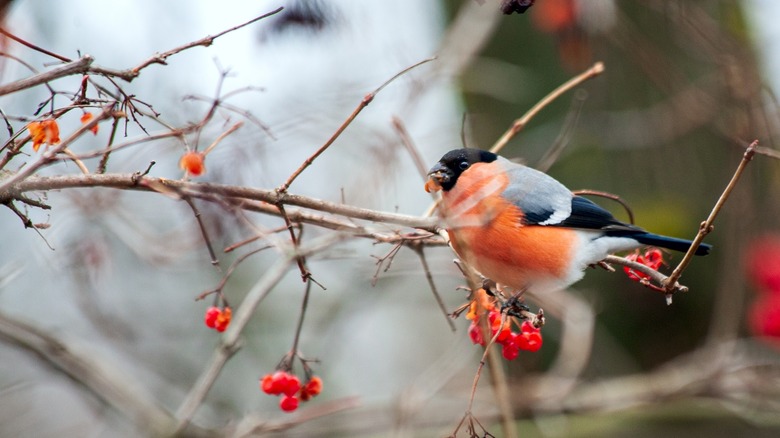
628,231 -> 711,256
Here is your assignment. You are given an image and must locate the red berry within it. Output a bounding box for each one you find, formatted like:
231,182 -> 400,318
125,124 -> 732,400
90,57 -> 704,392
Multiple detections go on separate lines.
279,395 -> 299,412
522,332 -> 543,352
204,307 -> 220,328
468,321 -> 485,346
283,374 -> 301,397
495,324 -> 512,344
502,342 -> 520,360
644,248 -> 664,270
520,320 -> 538,334
511,331 -> 527,349
267,371 -> 288,395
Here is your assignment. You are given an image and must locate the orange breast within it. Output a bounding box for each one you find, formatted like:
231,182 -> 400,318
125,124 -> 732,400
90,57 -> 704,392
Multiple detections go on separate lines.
441,163 -> 575,289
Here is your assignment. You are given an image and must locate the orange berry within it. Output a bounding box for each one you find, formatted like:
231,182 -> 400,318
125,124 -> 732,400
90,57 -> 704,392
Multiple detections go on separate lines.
80,112 -> 99,135
305,376 -> 322,395
214,306 -> 232,332
27,119 -> 60,152
300,375 -> 322,401
179,151 -> 206,176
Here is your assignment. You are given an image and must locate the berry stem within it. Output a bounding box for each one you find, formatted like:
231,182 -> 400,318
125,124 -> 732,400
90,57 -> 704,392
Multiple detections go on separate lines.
289,279 -> 313,369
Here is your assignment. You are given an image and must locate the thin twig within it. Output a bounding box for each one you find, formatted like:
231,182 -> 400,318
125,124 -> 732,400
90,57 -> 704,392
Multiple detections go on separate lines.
71,126 -> 193,160
411,244 -> 456,332
490,61 -> 604,154
88,7 -> 285,82
371,242 -> 404,286
0,28 -> 72,62
535,89 -> 588,173
753,143 -> 780,160
391,116 -> 429,182
663,139 -> 758,293
183,196 -> 221,271
196,246 -> 271,301
60,148 -> 90,174
279,57 -> 436,192
603,254 -> 687,294
202,121 -> 243,155
96,115 -> 121,174
276,202 -> 320,286
223,225 -> 289,253
289,280 -> 314,362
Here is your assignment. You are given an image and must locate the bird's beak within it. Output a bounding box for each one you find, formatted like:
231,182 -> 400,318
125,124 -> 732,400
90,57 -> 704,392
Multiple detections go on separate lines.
425,162 -> 450,193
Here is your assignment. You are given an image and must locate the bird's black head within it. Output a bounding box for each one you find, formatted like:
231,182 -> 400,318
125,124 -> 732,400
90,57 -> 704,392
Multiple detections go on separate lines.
426,148 -> 498,192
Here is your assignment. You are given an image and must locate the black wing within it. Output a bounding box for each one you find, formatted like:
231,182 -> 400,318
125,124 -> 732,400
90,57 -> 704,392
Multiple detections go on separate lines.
548,196 -> 642,232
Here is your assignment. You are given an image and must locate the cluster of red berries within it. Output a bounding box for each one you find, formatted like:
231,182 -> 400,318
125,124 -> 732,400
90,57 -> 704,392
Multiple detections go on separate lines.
465,289 -> 543,361
260,371 -> 322,412
623,248 -> 664,282
745,235 -> 780,345
204,306 -> 232,332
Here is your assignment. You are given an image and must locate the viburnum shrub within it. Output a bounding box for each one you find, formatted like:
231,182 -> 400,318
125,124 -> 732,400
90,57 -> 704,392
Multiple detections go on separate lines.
623,248 -> 664,282
260,370 -> 322,412
465,288 -> 543,360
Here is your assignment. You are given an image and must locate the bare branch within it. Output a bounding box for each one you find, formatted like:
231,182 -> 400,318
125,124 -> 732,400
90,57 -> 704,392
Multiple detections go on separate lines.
663,139 -> 758,292
0,27 -> 72,62
4,173 -> 441,231
88,7 -> 285,82
410,244 -> 456,332
0,56 -> 94,97
279,57 -> 436,192
490,61 -> 604,155
0,310 -> 184,436
603,254 -> 688,295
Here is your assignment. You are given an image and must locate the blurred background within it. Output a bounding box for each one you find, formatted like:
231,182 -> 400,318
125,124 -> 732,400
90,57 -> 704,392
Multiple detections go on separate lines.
1,0 -> 780,437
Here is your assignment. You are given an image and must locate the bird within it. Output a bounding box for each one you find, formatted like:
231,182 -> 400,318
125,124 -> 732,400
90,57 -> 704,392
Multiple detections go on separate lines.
425,148 -> 711,294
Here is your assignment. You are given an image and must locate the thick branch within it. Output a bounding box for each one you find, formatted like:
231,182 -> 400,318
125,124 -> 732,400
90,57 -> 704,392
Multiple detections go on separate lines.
0,55 -> 93,96
4,173 -> 440,231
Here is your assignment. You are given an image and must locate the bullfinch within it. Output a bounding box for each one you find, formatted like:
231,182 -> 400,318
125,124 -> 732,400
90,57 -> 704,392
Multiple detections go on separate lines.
425,148 -> 711,294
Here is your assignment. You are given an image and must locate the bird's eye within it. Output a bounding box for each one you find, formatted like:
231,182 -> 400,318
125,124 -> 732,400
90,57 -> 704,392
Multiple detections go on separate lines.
458,161 -> 470,170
